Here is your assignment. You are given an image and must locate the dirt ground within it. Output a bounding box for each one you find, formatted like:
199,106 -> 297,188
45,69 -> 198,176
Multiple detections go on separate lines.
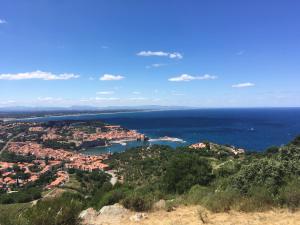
84,206 -> 300,225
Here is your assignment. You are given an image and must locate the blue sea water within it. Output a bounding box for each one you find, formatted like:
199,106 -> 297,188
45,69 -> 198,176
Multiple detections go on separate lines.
24,108 -> 300,153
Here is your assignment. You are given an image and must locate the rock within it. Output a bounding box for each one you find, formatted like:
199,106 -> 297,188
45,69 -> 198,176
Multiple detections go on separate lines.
99,203 -> 129,217
130,213 -> 148,222
153,199 -> 166,210
79,208 -> 98,224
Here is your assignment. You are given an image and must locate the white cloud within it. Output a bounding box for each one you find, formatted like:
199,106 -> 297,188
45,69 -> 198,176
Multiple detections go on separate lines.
36,97 -> 64,103
146,63 -> 166,69
101,45 -> 109,49
100,74 -> 124,81
168,74 -> 217,82
129,97 -> 147,101
132,91 -> 141,95
169,52 -> 182,59
0,70 -> 79,80
95,97 -> 120,101
96,91 -> 114,95
0,100 -> 16,105
80,97 -> 120,102
0,19 -> 7,24
137,51 -> 183,59
232,82 -> 255,88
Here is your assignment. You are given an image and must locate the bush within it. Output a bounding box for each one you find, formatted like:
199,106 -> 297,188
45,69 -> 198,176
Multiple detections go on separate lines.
215,161 -> 240,178
265,146 -> 279,154
122,193 -> 153,212
230,158 -> 285,195
278,179 -> 300,210
20,192 -> 84,225
236,186 -> 275,212
163,153 -> 214,194
0,187 -> 42,204
185,185 -> 212,205
95,188 -> 127,210
203,189 -> 240,213
0,204 -> 28,225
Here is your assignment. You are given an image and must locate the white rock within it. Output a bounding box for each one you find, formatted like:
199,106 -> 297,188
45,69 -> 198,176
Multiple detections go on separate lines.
99,203 -> 129,217
79,208 -> 98,220
130,213 -> 148,222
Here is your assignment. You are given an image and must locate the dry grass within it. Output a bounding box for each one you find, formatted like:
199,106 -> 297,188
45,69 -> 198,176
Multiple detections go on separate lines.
83,205 -> 300,225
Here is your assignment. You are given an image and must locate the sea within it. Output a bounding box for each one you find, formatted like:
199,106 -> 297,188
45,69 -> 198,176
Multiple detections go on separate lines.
21,108 -> 300,154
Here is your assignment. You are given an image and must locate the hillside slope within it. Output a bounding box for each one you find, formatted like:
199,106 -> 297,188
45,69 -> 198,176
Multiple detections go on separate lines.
82,205 -> 300,225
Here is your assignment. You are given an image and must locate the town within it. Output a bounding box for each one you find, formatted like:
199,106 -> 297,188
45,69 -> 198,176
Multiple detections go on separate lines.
0,120 -> 147,192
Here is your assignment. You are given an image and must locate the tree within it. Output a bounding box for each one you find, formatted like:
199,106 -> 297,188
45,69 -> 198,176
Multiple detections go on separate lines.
163,153 -> 214,194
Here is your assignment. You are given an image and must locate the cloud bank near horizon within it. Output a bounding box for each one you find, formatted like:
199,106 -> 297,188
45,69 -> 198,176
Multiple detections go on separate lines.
0,70 -> 79,80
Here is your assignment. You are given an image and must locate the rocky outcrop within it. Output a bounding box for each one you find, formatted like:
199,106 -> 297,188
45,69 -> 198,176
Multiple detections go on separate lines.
80,205 -> 300,225
99,203 -> 129,217
79,208 -> 98,224
80,203 -> 130,225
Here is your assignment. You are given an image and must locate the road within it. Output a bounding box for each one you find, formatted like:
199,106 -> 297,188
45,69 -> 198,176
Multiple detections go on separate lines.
0,132 -> 24,155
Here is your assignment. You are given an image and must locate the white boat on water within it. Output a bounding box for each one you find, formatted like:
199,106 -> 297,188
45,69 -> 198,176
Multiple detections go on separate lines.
110,140 -> 128,146
149,136 -> 186,143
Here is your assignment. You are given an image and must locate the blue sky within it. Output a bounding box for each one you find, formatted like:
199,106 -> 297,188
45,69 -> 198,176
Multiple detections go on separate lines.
0,0 -> 300,107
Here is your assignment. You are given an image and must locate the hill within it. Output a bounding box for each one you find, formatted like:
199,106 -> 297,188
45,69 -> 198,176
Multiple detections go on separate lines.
1,135 -> 300,225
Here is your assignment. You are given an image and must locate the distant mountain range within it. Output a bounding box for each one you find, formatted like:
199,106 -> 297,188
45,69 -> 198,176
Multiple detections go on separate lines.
0,105 -> 196,112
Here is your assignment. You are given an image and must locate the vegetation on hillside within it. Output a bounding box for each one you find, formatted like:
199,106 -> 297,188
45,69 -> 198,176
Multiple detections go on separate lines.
1,135 -> 300,225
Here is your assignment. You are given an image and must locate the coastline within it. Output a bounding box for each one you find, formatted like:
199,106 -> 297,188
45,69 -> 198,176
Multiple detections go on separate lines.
7,109 -> 169,122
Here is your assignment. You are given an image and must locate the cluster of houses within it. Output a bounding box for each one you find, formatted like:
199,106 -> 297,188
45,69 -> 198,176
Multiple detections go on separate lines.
189,142 -> 208,149
29,124 -> 146,149
46,171 -> 69,189
0,159 -> 63,192
7,142 -> 110,170
0,121 -> 147,192
0,141 -> 110,191
189,142 -> 245,155
72,125 -> 146,142
41,128 -> 63,141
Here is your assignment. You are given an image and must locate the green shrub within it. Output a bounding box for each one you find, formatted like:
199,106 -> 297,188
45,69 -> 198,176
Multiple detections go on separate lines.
122,193 -> 153,212
165,199 -> 182,212
0,187 -> 42,204
230,158 -> 285,195
236,186 -> 275,212
21,192 -> 84,225
163,153 -> 214,194
95,188 -> 127,210
185,185 -> 212,205
203,189 -> 240,213
278,179 -> 300,210
265,146 -> 279,154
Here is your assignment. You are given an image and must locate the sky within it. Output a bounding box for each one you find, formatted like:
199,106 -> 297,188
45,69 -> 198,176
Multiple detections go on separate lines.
0,0 -> 300,108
